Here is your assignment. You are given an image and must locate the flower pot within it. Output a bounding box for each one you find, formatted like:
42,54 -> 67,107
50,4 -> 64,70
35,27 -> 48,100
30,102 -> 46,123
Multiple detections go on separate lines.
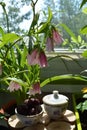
15,97 -> 43,126
15,105 -> 43,126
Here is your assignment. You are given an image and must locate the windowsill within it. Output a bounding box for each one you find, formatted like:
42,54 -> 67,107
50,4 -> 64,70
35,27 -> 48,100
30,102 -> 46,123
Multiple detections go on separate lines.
45,49 -> 84,59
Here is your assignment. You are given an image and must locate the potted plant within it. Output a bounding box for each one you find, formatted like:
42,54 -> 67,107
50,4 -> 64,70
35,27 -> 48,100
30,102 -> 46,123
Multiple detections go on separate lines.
0,0 -> 65,126
1,0 -> 87,128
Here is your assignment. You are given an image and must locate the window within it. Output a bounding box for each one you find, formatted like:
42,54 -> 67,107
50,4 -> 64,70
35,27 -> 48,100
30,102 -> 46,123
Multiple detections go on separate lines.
0,0 -> 87,52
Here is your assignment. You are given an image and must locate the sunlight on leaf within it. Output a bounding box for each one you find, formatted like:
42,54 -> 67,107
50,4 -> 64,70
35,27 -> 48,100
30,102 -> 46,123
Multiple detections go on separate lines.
78,35 -> 82,43
83,93 -> 87,98
80,25 -> 87,34
82,7 -> 87,14
40,74 -> 87,87
6,77 -> 28,87
82,50 -> 87,58
0,27 -> 4,36
0,33 -> 21,48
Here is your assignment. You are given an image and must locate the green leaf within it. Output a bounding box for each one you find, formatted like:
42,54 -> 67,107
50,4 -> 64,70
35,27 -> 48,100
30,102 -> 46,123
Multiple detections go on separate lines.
0,58 -> 3,62
3,33 -> 20,43
82,100 -> 87,111
21,46 -> 28,67
60,23 -> 78,43
37,7 -> 52,33
80,70 -> 87,75
6,77 -> 28,87
0,33 -> 21,48
40,74 -> 87,87
15,44 -> 22,54
82,7 -> 87,14
78,35 -> 82,43
76,102 -> 83,110
80,0 -> 87,8
37,22 -> 48,33
0,27 -> 4,36
23,73 -> 30,84
10,47 -> 16,64
31,13 -> 39,28
80,25 -> 87,34
82,50 -> 87,58
47,7 -> 53,23
83,94 -> 87,98
0,113 -> 5,119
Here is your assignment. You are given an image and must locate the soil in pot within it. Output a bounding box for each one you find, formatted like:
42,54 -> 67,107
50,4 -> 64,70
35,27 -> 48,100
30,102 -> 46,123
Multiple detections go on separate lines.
17,98 -> 42,116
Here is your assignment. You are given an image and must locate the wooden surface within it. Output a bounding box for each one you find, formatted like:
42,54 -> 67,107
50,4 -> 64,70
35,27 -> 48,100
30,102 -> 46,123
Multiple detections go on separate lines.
8,108 -> 76,130
23,121 -> 75,130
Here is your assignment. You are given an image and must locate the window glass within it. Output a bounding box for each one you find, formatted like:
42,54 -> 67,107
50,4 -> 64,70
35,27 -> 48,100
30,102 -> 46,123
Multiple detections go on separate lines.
0,0 -> 87,51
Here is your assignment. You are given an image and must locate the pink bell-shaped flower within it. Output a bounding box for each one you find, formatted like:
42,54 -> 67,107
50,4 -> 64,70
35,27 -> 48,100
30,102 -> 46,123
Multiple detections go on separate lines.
52,29 -> 63,45
28,82 -> 41,96
27,48 -> 47,68
27,48 -> 39,65
39,50 -> 48,68
46,37 -> 54,52
8,81 -> 22,92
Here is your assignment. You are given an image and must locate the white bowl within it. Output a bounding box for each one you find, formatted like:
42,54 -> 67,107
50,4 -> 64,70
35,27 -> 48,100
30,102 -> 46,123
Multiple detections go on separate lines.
15,105 -> 43,126
43,90 -> 69,120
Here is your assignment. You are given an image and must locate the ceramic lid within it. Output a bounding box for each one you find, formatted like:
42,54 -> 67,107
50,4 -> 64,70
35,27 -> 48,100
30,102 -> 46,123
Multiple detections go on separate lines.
43,90 -> 69,106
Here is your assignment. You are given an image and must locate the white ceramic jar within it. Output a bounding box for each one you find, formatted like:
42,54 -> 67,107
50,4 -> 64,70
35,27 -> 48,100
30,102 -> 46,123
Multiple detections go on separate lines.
43,90 -> 69,120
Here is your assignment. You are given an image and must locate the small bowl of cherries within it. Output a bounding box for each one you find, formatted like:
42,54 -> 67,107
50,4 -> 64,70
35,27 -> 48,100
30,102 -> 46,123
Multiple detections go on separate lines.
15,98 -> 43,126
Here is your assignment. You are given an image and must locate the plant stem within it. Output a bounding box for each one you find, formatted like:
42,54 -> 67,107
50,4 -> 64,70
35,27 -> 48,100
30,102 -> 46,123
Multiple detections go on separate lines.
0,2 -> 9,33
